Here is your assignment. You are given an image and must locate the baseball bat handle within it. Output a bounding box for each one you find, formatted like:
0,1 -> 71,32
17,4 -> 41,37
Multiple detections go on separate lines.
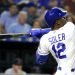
0,28 -> 51,39
0,33 -> 30,39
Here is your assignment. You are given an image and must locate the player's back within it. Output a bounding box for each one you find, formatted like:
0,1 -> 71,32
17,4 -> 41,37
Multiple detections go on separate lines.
46,22 -> 75,75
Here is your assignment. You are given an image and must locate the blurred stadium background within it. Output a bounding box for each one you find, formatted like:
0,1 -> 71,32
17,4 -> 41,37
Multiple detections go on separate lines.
0,0 -> 75,75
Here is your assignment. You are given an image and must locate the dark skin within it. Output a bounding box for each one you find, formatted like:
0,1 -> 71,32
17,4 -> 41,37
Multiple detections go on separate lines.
53,17 -> 67,30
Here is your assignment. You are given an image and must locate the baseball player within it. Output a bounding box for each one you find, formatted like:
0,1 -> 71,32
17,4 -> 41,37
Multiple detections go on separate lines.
36,7 -> 75,75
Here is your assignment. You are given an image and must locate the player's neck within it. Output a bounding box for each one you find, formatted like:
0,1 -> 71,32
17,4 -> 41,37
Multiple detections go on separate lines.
53,22 -> 66,30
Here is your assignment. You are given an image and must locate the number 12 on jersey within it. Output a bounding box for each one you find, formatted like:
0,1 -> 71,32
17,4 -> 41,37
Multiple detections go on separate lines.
52,43 -> 67,59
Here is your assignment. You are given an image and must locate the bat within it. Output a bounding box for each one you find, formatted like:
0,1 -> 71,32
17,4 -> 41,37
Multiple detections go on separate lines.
0,28 -> 51,39
0,33 -> 30,39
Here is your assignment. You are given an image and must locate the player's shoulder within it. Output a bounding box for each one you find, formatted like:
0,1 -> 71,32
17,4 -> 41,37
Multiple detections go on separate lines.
62,22 -> 75,31
40,31 -> 52,42
64,22 -> 75,28
40,34 -> 48,41
41,32 -> 50,40
39,33 -> 50,48
66,21 -> 74,25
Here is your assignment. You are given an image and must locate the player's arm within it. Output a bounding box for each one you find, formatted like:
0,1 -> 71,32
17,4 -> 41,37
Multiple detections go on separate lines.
36,35 -> 49,65
30,28 -> 51,38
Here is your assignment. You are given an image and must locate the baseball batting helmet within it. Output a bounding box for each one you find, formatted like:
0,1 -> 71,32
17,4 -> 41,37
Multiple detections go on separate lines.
45,7 -> 68,28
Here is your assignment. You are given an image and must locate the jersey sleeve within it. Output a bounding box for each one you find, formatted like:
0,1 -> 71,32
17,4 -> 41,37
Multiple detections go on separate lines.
36,34 -> 50,65
37,34 -> 49,55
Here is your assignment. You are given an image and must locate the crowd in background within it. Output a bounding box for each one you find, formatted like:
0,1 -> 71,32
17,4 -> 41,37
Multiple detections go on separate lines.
0,0 -> 75,34
0,0 -> 75,74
